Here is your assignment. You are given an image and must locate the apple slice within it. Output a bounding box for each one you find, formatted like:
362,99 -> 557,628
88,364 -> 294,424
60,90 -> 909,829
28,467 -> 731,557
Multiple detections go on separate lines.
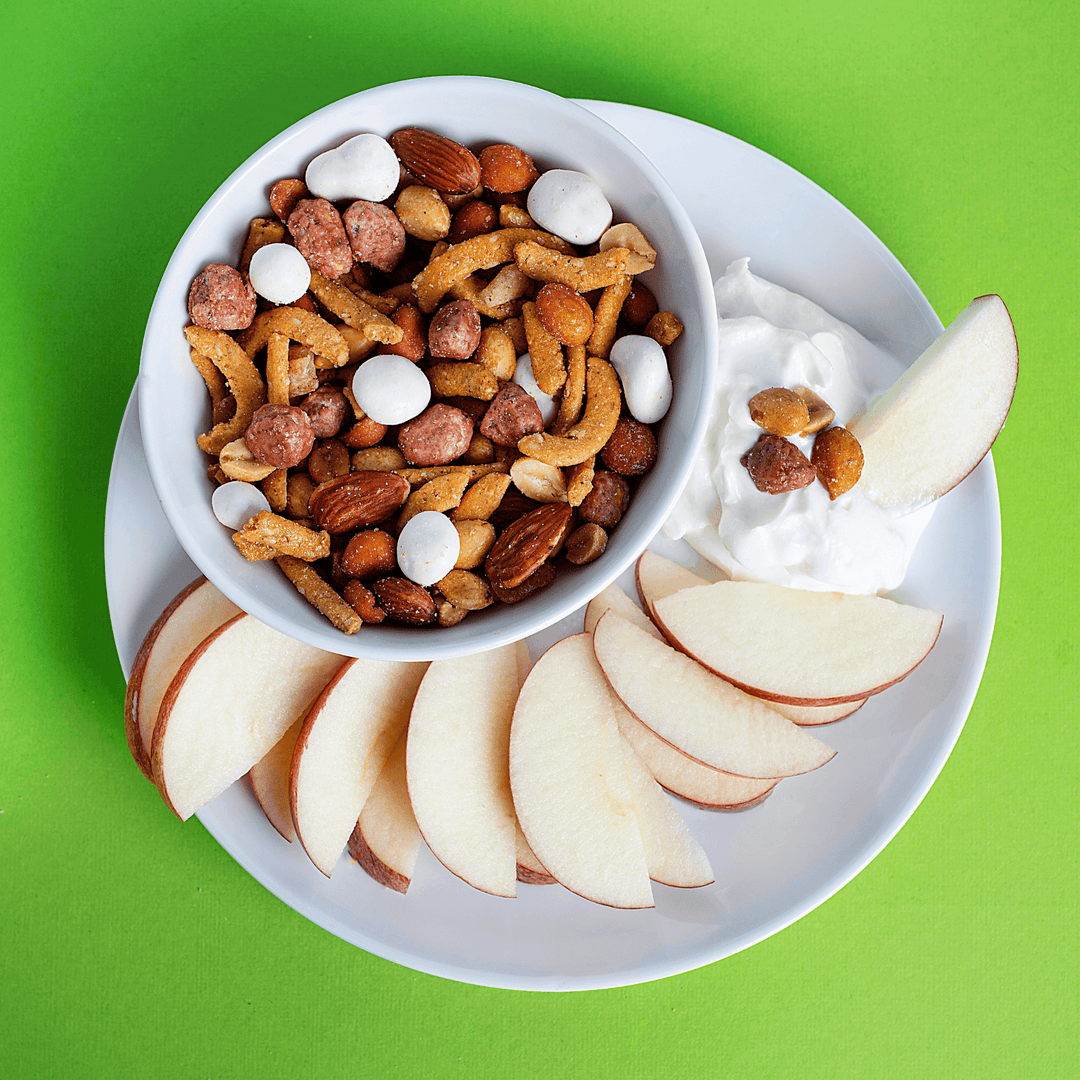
510,634 -> 654,909
584,581 -> 660,639
406,641 -> 530,898
635,552 -> 857,724
769,700 -> 865,726
515,826 -> 556,885
593,610 -> 835,778
635,549 -> 723,620
348,729 -> 421,894
619,738 -> 714,888
151,614 -> 345,821
614,707 -> 778,809
249,716 -> 304,842
653,580 -> 943,706
124,577 -> 241,780
291,656 -> 428,877
849,294 -> 1017,507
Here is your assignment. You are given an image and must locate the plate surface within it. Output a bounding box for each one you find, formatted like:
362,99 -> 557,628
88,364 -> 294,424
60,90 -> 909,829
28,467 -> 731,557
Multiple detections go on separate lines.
106,100 -> 1000,991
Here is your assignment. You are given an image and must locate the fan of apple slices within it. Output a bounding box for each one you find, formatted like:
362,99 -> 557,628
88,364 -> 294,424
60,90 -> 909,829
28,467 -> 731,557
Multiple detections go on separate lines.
124,547 -> 942,909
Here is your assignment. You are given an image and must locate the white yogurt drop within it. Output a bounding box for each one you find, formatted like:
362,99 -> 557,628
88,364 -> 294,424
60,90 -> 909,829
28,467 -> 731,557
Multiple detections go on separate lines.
514,353 -> 558,425
351,354 -> 430,425
609,334 -> 672,424
527,169 -> 612,245
247,243 -> 311,305
662,258 -> 935,595
397,511 -> 460,586
212,481 -> 271,530
305,133 -> 399,202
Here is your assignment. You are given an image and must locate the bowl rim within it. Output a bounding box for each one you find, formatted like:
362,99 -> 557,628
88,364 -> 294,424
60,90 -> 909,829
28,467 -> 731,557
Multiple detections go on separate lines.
138,75 -> 719,660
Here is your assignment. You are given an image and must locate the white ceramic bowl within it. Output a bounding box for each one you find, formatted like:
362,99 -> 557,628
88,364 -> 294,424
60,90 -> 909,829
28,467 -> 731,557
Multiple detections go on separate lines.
139,76 -> 718,660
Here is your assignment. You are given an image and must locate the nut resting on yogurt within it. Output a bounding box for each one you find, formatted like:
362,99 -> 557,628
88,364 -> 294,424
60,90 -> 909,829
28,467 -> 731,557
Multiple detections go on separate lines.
183,127 -> 683,632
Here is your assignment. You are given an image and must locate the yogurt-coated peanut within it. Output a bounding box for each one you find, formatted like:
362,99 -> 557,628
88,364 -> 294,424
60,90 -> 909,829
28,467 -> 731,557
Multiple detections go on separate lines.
351,354 -> 431,425
526,169 -> 612,245
608,334 -> 672,424
396,510 -> 461,586
305,133 -> 399,203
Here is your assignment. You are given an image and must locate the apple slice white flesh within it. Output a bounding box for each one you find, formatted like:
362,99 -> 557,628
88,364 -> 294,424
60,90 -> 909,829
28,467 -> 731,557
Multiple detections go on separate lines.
584,581 -> 661,639
652,580 -> 943,706
619,738 -> 714,888
151,614 -> 345,821
125,577 -> 241,780
406,641 -> 529,898
511,634 -> 654,909
635,549 -> 724,619
614,706 -> 778,809
635,553 -> 857,723
291,656 -> 428,877
348,729 -> 421,894
849,293 -> 1017,507
769,699 -> 866,726
593,610 -> 835,778
248,716 -> 304,842
515,825 -> 556,885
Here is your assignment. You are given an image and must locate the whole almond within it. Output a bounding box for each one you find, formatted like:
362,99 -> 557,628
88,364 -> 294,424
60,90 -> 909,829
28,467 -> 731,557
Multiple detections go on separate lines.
484,501 -> 573,589
388,128 -> 481,196
370,577 -> 437,625
811,426 -> 864,500
748,387 -> 811,437
308,471 -> 409,533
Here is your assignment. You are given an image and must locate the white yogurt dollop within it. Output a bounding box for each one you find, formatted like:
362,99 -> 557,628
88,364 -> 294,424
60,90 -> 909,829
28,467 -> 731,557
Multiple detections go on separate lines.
662,258 -> 935,595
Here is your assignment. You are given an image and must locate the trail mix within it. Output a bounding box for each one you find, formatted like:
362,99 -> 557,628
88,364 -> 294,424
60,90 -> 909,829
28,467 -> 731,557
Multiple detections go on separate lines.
185,126 -> 683,632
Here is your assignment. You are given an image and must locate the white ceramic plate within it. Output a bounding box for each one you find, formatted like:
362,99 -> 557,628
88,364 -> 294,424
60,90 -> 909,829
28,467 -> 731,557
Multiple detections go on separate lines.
106,101 -> 1000,991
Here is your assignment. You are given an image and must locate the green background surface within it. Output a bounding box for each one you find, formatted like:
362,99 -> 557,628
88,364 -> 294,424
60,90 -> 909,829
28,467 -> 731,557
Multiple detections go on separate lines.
2,0 -> 1076,1076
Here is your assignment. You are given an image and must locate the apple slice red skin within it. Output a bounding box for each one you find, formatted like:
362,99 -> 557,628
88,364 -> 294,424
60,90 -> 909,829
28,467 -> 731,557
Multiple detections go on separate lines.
124,577 -> 208,780
149,610 -> 247,816
348,823 -> 411,895
650,589 -> 943,708
249,717 -> 304,842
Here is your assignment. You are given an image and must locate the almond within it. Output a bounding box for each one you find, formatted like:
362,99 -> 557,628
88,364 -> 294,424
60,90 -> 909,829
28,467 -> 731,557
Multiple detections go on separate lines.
487,559 -> 557,604
370,577 -> 437,625
811,426 -> 864,500
388,128 -> 482,196
484,501 -> 573,589
308,471 -> 409,533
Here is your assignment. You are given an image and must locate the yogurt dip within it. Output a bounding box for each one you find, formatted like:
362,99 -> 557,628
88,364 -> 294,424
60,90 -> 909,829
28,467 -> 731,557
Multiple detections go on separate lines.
662,258 -> 935,595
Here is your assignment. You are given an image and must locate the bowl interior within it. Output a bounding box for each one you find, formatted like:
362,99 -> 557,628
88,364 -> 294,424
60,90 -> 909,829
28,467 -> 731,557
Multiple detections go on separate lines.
139,76 -> 717,659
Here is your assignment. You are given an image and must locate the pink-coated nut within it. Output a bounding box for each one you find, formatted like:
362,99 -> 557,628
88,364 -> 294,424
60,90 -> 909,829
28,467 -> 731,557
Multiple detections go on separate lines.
479,382 -> 544,447
342,200 -> 407,273
244,403 -> 315,468
299,387 -> 351,438
578,470 -> 630,529
287,198 -> 353,279
398,403 -> 474,466
187,264 -> 256,331
428,299 -> 481,360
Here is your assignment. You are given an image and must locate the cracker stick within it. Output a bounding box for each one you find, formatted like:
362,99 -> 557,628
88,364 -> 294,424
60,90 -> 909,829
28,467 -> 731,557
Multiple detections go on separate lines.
307,269 -> 403,344
513,241 -> 631,293
239,306 -> 349,366
517,356 -> 622,467
412,228 -> 573,313
265,332 -> 290,405
276,555 -> 363,635
552,344 -> 587,435
522,300 -> 566,395
587,275 -> 632,360
184,325 -> 267,455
